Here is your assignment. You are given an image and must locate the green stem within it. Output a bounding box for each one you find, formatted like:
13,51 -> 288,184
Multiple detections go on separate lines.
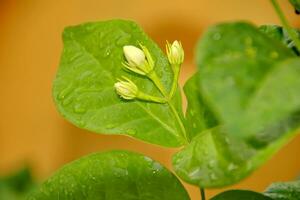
200,188 -> 206,200
147,70 -> 189,143
270,0 -> 300,51
137,92 -> 167,104
168,102 -> 189,143
148,71 -> 168,97
169,64 -> 180,100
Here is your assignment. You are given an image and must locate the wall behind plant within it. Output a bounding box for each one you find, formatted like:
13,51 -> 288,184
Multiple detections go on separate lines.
0,0 -> 299,199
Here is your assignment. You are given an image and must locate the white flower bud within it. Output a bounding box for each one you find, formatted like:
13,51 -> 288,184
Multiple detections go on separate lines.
123,45 -> 145,67
114,77 -> 138,100
166,40 -> 184,65
123,44 -> 154,75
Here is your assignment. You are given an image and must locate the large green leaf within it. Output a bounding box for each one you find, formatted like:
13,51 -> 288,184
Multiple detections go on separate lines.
196,22 -> 298,143
211,190 -> 271,200
173,123 -> 299,187
53,20 -> 186,147
28,151 -> 190,200
173,22 -> 300,187
264,180 -> 300,200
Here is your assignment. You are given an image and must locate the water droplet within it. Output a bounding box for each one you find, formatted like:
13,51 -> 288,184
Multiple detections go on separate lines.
126,129 -> 136,135
212,32 -> 221,40
73,104 -> 86,114
270,51 -> 279,59
144,156 -> 152,162
62,97 -> 73,106
188,168 -> 201,180
227,163 -> 238,171
208,160 -> 216,168
104,48 -> 111,58
58,83 -> 74,100
152,162 -> 163,171
77,119 -> 86,127
245,47 -> 257,58
69,53 -> 81,63
190,110 -> 195,116
209,173 -> 217,180
225,137 -> 230,144
105,123 -> 117,129
244,37 -> 253,46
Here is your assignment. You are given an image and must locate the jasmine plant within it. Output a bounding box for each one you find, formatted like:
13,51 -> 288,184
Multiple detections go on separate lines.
28,0 -> 300,199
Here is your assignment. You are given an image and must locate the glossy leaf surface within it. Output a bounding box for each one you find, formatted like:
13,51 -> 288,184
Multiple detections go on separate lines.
264,180 -> 300,200
53,20 -> 185,147
28,151 -> 190,200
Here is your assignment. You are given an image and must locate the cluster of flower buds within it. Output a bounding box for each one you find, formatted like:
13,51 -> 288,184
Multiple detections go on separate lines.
114,40 -> 184,103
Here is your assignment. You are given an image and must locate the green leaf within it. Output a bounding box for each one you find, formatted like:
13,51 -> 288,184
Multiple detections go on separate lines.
53,19 -> 186,147
173,22 -> 300,187
211,190 -> 271,200
259,25 -> 300,55
264,180 -> 300,200
289,0 -> 300,13
0,167 -> 36,200
196,22 -> 298,143
173,124 -> 299,187
183,74 -> 218,140
28,151 -> 190,200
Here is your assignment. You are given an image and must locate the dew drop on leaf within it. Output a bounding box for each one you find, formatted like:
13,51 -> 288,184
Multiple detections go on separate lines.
212,32 -> 222,41
227,163 -> 238,171
126,129 -> 136,135
210,173 -> 217,180
62,97 -> 73,106
58,83 -> 74,100
270,51 -> 279,59
73,104 -> 86,114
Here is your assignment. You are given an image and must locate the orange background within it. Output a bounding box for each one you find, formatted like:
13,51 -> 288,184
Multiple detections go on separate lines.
0,0 -> 299,199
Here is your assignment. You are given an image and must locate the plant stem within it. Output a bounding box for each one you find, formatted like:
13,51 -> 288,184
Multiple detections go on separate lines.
270,0 -> 300,51
137,92 -> 167,104
169,64 -> 180,100
168,102 -> 189,143
148,71 -> 168,97
147,70 -> 189,142
200,188 -> 206,200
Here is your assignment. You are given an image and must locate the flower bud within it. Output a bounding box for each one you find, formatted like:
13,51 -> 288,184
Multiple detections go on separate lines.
123,45 -> 145,67
166,40 -> 184,65
114,77 -> 138,100
123,45 -> 154,75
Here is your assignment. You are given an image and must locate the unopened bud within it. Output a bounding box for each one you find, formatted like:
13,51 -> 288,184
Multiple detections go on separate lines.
166,40 -> 184,65
123,45 -> 154,75
114,77 -> 138,100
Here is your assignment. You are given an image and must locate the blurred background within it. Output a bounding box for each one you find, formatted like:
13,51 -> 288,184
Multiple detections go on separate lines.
0,0 -> 299,199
